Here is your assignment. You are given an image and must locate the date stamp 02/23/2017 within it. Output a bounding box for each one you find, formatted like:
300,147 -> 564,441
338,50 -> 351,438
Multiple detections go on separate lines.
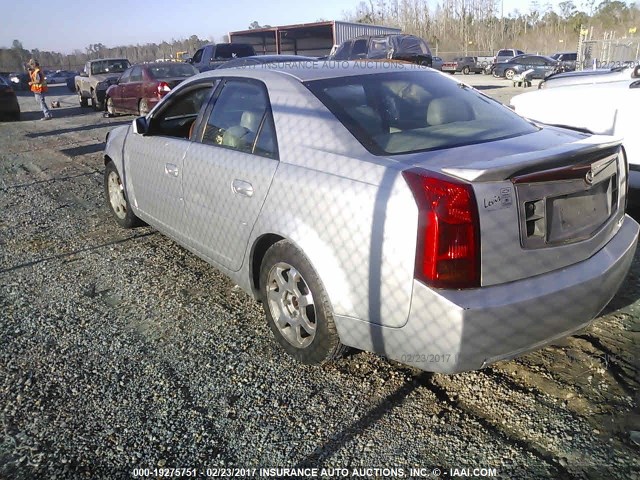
131,466 -> 500,478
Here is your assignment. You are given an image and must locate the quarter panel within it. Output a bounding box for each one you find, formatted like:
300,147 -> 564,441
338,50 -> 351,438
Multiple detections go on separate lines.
253,159 -> 418,328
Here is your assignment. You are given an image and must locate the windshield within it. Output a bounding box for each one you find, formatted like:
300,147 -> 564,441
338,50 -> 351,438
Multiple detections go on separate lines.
306,70 -> 538,156
149,64 -> 198,78
91,60 -> 131,75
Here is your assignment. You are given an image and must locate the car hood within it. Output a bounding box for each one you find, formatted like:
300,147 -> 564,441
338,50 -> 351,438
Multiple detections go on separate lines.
92,73 -> 122,83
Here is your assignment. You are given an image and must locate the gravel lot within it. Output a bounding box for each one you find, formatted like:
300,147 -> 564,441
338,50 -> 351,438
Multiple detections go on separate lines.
1,77 -> 639,480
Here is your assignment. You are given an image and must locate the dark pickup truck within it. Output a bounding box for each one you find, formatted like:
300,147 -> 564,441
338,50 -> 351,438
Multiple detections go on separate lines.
188,43 -> 256,72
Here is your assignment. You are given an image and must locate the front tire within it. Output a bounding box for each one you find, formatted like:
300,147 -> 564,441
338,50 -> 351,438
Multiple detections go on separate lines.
78,90 -> 88,107
104,161 -> 142,229
91,90 -> 104,111
462,66 -> 470,75
260,240 -> 346,365
505,69 -> 516,80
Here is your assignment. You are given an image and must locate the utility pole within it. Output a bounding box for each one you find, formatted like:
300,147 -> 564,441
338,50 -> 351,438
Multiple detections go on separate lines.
501,0 -> 504,44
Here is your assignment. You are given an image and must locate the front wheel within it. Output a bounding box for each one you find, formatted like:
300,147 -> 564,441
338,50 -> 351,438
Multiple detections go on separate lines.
78,90 -> 88,107
462,66 -> 470,75
505,69 -> 516,80
104,161 -> 143,229
260,240 -> 346,365
91,90 -> 104,111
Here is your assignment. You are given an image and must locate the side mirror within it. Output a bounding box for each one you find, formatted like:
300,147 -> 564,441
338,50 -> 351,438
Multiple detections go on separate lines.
132,116 -> 149,135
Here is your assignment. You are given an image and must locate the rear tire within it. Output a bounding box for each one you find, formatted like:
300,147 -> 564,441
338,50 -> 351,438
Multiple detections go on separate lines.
462,66 -> 470,75
104,161 -> 143,229
106,97 -> 117,116
260,240 -> 346,365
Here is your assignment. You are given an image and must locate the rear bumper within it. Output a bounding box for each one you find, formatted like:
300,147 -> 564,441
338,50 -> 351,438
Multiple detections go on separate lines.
335,215 -> 639,373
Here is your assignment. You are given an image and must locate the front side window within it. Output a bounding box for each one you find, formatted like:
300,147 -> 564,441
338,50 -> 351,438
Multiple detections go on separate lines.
306,70 -> 538,156
200,80 -> 278,159
192,49 -> 204,64
333,41 -> 352,60
151,85 -> 213,138
118,68 -> 132,84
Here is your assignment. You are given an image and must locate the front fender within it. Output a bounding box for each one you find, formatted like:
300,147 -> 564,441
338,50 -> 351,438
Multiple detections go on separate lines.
104,124 -> 130,179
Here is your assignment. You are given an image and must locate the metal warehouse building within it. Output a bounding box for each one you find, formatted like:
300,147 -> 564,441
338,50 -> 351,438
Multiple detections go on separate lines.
228,21 -> 402,56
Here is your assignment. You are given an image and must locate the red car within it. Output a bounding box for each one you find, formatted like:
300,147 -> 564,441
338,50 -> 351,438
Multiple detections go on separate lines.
105,62 -> 198,116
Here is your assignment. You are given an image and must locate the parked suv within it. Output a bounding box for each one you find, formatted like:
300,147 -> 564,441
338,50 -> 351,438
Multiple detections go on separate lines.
332,34 -> 432,67
550,52 -> 577,71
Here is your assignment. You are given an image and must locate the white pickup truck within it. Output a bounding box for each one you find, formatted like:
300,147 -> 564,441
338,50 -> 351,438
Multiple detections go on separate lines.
75,58 -> 130,110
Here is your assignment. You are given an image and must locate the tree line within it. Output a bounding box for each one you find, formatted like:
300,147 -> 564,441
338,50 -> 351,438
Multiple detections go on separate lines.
1,0 -> 638,72
0,36 -> 212,72
343,0 -> 639,56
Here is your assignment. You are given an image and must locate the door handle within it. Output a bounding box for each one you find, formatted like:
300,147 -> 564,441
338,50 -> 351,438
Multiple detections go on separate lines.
232,179 -> 254,197
165,163 -> 179,177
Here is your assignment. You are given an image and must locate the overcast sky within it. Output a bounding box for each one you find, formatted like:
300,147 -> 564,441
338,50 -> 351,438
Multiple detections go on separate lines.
2,0 -> 569,54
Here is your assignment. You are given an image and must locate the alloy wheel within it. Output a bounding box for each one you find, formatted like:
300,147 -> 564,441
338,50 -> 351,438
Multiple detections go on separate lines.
107,171 -> 127,220
266,262 -> 317,349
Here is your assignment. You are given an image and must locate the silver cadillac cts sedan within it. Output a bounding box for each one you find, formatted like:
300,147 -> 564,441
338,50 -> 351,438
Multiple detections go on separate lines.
103,62 -> 639,373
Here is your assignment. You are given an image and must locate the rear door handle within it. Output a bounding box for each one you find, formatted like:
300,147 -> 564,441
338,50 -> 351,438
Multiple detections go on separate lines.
165,163 -> 179,177
232,179 -> 254,197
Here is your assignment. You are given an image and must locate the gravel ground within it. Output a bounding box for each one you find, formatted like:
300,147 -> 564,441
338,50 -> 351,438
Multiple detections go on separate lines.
1,80 -> 639,480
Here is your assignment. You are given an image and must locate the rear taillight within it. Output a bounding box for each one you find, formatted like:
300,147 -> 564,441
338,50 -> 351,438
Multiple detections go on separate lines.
156,81 -> 171,97
403,169 -> 480,289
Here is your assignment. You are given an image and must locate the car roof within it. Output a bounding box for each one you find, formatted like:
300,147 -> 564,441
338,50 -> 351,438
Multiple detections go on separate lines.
196,60 -> 431,82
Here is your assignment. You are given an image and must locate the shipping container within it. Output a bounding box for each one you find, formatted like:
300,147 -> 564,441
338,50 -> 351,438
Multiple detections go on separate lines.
228,21 -> 402,57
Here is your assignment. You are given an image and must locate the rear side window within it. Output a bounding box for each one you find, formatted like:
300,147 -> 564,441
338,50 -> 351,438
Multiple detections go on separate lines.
306,70 -> 538,155
213,45 -> 255,60
201,80 -> 278,159
149,64 -> 198,78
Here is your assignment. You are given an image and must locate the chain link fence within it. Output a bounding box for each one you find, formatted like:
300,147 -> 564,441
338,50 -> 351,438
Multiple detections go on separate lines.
577,30 -> 640,70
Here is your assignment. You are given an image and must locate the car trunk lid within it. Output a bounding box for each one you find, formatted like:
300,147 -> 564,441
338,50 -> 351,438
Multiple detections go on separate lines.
399,131 -> 627,286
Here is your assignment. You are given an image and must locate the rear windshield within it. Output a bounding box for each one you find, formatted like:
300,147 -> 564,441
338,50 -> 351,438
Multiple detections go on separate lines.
214,45 -> 255,59
305,70 -> 538,156
149,64 -> 198,78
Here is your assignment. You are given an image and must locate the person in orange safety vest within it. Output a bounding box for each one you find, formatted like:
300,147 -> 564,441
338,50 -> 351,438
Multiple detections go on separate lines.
27,58 -> 52,120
